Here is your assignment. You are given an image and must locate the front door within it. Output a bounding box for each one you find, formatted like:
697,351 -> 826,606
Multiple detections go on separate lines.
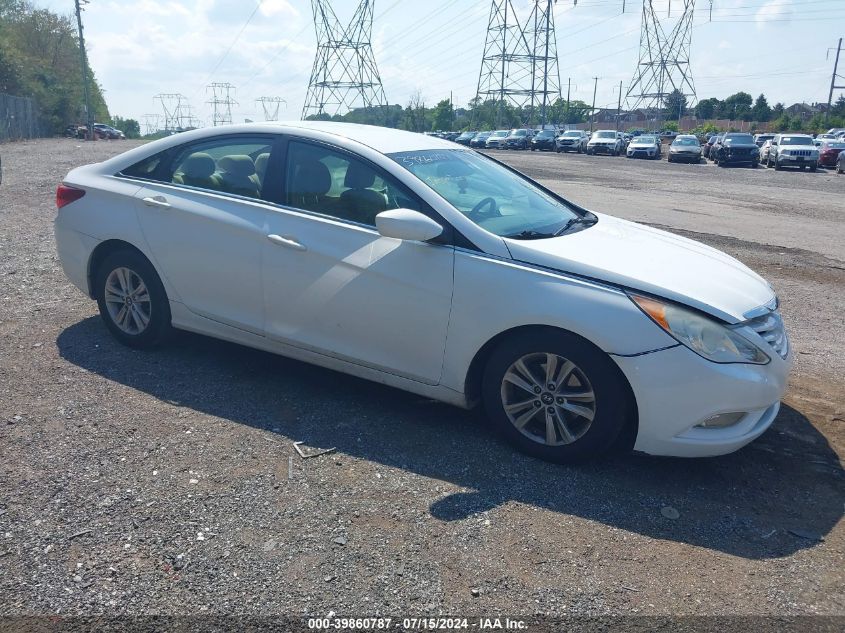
261,139 -> 454,385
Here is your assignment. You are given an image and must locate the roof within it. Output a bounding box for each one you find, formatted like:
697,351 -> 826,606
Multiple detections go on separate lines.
264,120 -> 459,154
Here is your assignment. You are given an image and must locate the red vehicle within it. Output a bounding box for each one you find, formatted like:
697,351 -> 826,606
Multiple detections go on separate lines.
818,141 -> 845,168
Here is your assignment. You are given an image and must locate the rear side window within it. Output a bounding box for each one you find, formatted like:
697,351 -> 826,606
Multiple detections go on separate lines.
121,153 -> 165,179
169,136 -> 274,199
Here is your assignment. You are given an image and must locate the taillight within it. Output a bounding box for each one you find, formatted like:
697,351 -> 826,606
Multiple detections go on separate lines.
56,184 -> 85,209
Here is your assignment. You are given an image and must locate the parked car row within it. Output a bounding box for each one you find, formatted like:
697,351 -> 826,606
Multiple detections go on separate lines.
440,127 -> 845,173
64,123 -> 126,140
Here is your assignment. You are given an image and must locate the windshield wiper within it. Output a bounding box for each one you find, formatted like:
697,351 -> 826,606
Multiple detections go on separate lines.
553,216 -> 597,236
504,229 -> 555,240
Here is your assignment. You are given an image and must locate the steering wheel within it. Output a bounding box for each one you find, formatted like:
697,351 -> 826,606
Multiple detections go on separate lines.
468,196 -> 498,221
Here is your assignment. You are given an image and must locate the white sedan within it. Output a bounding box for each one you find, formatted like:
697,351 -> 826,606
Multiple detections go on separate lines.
54,122 -> 791,462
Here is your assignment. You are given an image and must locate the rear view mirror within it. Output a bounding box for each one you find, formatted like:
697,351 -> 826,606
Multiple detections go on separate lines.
375,209 -> 443,242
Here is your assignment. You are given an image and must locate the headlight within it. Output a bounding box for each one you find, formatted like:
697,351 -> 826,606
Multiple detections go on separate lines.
630,294 -> 770,364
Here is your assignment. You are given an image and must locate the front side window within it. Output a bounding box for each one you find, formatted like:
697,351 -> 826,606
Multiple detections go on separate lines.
169,136 -> 274,198
389,149 -> 585,239
285,141 -> 419,226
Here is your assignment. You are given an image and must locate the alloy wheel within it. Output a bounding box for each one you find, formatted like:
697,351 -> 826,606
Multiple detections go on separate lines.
500,352 -> 597,446
104,267 -> 152,335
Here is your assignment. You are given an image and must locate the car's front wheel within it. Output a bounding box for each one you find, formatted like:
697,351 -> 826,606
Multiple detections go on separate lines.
482,330 -> 633,463
95,249 -> 172,348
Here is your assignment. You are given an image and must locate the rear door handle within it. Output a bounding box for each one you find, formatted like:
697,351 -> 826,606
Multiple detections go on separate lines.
142,195 -> 171,209
267,234 -> 307,251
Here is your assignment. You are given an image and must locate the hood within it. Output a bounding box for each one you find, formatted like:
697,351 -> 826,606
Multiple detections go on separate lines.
503,213 -> 775,323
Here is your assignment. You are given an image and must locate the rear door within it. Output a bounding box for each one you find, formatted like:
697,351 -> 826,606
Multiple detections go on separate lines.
130,134 -> 277,334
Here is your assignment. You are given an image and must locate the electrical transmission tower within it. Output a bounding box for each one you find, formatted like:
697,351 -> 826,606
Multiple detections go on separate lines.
155,93 -> 188,132
256,97 -> 287,121
625,0 -> 697,122
302,0 -> 388,119
142,113 -> 160,136
207,82 -> 237,126
474,0 -> 562,127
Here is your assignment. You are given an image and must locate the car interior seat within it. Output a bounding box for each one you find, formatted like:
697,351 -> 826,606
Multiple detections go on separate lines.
288,159 -> 333,213
173,153 -> 221,190
339,160 -> 388,225
217,155 -> 260,198
253,152 -> 270,188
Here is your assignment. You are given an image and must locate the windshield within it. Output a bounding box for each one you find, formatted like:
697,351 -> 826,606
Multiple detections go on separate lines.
561,131 -> 580,137
510,129 -> 529,137
389,149 -> 584,239
491,130 -> 508,138
673,138 -> 699,146
824,142 -> 845,149
780,136 -> 812,146
594,131 -> 615,139
536,130 -> 554,138
724,134 -> 753,143
635,136 -> 656,143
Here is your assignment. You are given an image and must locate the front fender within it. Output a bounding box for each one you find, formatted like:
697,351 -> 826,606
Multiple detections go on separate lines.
440,250 -> 676,394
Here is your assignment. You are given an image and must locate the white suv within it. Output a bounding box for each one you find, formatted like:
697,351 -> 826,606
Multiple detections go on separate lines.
767,133 -> 819,171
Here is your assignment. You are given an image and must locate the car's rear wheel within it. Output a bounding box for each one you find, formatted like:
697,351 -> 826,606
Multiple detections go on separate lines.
95,249 -> 171,349
482,330 -> 633,463
810,162 -> 817,172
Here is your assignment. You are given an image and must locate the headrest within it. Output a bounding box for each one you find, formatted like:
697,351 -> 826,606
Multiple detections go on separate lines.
218,155 -> 256,178
343,160 -> 377,189
292,160 -> 331,196
181,153 -> 216,178
254,153 -> 270,180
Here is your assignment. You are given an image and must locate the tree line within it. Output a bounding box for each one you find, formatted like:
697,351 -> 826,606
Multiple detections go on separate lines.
0,0 -> 143,137
315,89 -> 845,134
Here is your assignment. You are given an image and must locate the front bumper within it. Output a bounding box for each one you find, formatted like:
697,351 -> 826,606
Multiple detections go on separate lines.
627,148 -> 656,158
777,153 -> 817,164
588,144 -> 616,154
614,343 -> 791,457
669,151 -> 701,162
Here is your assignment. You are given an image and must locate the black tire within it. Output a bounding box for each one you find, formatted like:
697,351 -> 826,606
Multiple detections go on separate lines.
775,160 -> 782,170
810,163 -> 817,172
751,160 -> 759,168
94,249 -> 172,349
481,329 -> 634,463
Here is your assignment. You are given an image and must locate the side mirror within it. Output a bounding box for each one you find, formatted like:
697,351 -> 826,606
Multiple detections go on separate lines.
375,209 -> 443,242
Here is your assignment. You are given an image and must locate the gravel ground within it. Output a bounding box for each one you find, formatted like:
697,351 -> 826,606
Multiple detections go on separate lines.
0,139 -> 843,621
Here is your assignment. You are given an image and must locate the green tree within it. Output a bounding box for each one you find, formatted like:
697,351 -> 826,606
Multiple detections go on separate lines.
771,102 -> 785,117
695,97 -> 720,120
718,92 -> 753,120
664,89 -> 687,119
832,94 -> 845,118
751,94 -> 771,122
430,98 -> 453,131
0,0 -> 110,133
110,116 -> 140,138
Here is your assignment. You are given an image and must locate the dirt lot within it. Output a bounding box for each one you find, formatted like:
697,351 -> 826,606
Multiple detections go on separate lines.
0,139 -> 843,623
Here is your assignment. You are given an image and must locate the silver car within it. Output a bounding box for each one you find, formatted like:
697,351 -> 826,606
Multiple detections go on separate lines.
586,130 -> 624,156
626,134 -> 662,160
667,135 -> 702,163
555,130 -> 589,153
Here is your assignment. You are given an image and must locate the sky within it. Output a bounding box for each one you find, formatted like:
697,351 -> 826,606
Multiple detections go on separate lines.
36,0 -> 845,128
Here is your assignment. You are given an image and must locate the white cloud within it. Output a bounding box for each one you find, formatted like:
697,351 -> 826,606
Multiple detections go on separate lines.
260,0 -> 298,18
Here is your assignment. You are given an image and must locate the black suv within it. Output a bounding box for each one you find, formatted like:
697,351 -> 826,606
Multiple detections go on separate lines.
530,129 -> 557,151
711,133 -> 760,167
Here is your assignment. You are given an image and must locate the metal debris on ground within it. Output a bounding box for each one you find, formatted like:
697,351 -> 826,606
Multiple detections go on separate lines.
293,441 -> 337,459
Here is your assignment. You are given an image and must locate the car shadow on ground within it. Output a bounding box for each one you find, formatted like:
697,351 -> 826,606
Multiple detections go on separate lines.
57,317 -> 843,560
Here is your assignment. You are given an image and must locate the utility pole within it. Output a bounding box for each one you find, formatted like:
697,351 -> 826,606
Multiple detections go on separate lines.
74,0 -> 94,141
589,76 -> 598,133
616,81 -> 622,132
828,38 -> 843,125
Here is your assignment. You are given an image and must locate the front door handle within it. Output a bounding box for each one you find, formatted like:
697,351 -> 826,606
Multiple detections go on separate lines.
267,234 -> 307,251
142,195 -> 171,209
